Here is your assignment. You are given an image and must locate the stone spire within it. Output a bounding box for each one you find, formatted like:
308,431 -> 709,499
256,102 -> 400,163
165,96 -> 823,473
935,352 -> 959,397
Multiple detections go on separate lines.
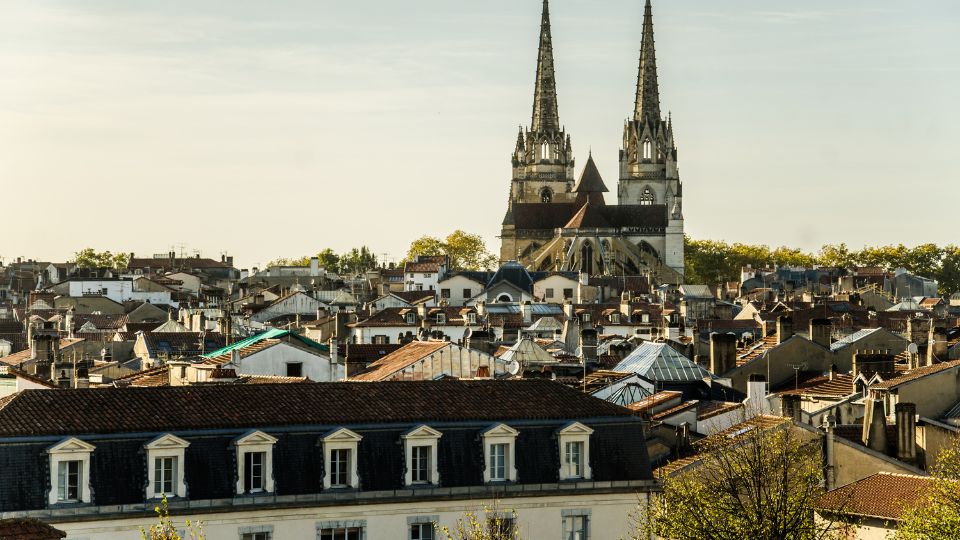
531,0 -> 560,133
634,0 -> 661,125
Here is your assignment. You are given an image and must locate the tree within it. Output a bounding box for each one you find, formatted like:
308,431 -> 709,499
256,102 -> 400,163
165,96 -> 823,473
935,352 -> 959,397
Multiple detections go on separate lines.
437,504 -> 522,540
405,230 -> 497,271
638,419 -> 839,540
897,437 -> 960,539
339,246 -> 378,274
139,496 -> 203,539
71,248 -> 129,270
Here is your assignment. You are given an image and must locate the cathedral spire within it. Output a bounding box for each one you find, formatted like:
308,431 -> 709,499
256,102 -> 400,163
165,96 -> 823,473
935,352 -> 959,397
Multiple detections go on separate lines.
634,0 -> 661,124
531,0 -> 560,133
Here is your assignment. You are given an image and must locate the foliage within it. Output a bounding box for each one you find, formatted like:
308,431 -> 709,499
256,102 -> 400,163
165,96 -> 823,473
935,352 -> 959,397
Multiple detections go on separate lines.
684,236 -> 960,295
896,437 -> 960,539
437,504 -> 522,540
139,496 -> 203,540
71,248 -> 129,270
406,230 -> 498,271
265,246 -> 374,275
636,422 -> 839,540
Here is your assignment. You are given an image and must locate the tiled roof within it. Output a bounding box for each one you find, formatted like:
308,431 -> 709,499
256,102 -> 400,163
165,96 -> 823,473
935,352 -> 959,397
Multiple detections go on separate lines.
830,328 -> 883,352
0,518 -> 67,539
0,338 -> 85,367
127,257 -> 230,270
627,391 -> 682,414
816,472 -> 932,520
352,341 -> 450,381
203,339 -> 282,366
651,400 -> 698,421
777,373 -> 855,398
392,290 -> 437,304
0,379 -> 635,437
697,401 -> 743,420
338,344 -> 404,364
655,415 -> 790,477
871,359 -> 960,389
736,335 -> 779,366
113,366 -> 168,387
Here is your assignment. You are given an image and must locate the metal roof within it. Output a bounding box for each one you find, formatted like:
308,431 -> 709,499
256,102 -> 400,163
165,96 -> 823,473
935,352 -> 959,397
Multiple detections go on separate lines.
830,328 -> 882,352
613,343 -> 713,383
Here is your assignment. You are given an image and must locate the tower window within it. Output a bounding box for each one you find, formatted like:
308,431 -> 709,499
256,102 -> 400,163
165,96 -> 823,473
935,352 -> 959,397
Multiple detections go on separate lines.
642,139 -> 653,160
540,187 -> 553,203
541,144 -> 551,161
641,187 -> 655,206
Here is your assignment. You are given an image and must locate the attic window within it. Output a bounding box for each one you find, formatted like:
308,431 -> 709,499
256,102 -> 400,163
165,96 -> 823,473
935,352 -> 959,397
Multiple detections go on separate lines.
610,313 -> 621,324
435,313 -> 446,324
405,313 -> 416,324
467,313 -> 477,324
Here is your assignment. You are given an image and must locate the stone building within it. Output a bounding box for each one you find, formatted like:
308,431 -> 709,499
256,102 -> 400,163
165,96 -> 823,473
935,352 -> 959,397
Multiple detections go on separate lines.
500,0 -> 685,281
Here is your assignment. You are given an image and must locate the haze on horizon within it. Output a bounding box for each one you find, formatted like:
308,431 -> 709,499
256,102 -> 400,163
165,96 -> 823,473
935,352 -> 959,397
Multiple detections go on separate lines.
1,0 -> 958,270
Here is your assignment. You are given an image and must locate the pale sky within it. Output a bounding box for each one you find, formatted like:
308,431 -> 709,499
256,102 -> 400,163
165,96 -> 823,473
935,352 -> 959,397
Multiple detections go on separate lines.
1,0 -> 958,269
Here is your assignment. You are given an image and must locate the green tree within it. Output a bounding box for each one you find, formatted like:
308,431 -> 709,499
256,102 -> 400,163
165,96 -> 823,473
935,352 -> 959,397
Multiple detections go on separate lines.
317,248 -> 340,272
897,437 -> 960,539
339,246 -> 378,274
406,230 -> 497,271
71,248 -> 129,270
139,496 -> 203,540
638,421 -> 839,540
438,504 -> 522,540
937,246 -> 960,296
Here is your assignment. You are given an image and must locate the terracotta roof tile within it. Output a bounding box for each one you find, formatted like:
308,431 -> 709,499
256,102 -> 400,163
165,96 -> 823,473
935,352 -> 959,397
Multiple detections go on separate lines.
352,341 -> 450,381
655,415 -> 790,476
816,472 -> 932,520
871,359 -> 960,389
0,379 -> 635,437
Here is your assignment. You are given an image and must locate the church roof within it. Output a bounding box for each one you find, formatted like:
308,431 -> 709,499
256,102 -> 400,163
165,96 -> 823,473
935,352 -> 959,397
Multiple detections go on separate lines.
511,203 -> 667,231
564,203 -> 611,229
573,155 -> 609,193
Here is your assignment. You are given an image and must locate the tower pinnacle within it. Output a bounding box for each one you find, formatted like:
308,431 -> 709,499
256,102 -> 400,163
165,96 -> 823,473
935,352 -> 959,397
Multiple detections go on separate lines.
634,0 -> 661,125
531,0 -> 560,133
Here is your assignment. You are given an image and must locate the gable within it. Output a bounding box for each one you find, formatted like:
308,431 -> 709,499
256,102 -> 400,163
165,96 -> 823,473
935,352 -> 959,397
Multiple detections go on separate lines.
482,423 -> 519,438
47,437 -> 96,454
559,421 -> 594,436
145,433 -> 191,450
403,424 -> 443,439
323,427 -> 363,443
235,430 -> 278,446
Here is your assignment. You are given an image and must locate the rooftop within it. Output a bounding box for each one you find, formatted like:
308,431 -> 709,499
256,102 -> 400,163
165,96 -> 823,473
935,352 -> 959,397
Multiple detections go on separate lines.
816,472 -> 932,520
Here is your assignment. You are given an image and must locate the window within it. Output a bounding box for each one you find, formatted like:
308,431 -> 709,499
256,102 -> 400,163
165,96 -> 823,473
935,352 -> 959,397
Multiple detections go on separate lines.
435,313 -> 446,325
372,335 -> 389,345
463,289 -> 472,299
562,514 -> 589,540
482,424 -> 518,483
440,289 -> 451,299
581,313 -> 591,323
416,284 -> 423,291
241,533 -> 270,540
640,187 -> 655,205
489,444 -> 506,481
563,288 -> 574,300
286,362 -> 303,377
642,139 -> 652,160
244,451 -> 265,492
545,288 -> 555,299
558,422 -> 593,481
565,442 -> 583,479
467,312 -> 477,324
541,143 -> 551,160
322,428 -> 362,490
405,313 -> 416,324
641,313 -> 650,323
610,313 -> 620,324
402,425 -> 442,487
154,456 -> 176,497
540,188 -> 553,203
411,445 -> 431,483
488,517 -> 515,537
58,460 -> 81,502
47,437 -> 95,505
234,431 -> 277,495
330,448 -> 351,487
410,522 -> 434,540
318,527 -> 363,540
424,273 -> 432,278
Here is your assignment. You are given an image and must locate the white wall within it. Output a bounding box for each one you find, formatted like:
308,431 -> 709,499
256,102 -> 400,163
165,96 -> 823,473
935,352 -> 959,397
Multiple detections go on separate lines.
66,280 -> 172,306
533,275 -> 578,303
438,275 -> 485,307
235,342 -> 343,382
53,492 -> 648,540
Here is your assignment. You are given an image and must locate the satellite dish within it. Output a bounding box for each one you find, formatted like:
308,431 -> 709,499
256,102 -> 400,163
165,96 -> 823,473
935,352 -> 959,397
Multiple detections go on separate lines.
506,360 -> 521,376
463,327 -> 473,339
907,343 -> 919,355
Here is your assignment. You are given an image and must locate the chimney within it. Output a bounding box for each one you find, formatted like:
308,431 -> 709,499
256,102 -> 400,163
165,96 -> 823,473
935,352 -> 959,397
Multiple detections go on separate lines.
776,315 -> 794,344
620,291 -> 633,318
895,402 -> 917,464
65,307 -> 75,339
862,397 -> 888,454
928,326 -> 949,366
709,332 -> 737,376
475,301 -> 486,318
310,257 -> 320,276
167,361 -> 190,387
329,339 -> 340,379
226,256 -> 234,266
520,301 -> 532,325
823,415 -> 837,491
906,317 -> 931,347
809,318 -> 831,348
675,422 -> 692,457
416,302 -> 428,322
746,374 -> 769,413
240,269 -> 249,280
563,301 -> 575,321
580,328 -> 598,363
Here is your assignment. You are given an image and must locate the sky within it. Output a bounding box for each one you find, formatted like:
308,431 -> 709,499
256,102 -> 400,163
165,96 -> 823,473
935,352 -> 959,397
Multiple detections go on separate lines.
1,0 -> 958,269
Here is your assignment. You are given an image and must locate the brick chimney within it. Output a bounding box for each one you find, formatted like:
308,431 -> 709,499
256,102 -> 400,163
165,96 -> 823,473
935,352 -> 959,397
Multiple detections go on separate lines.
809,318 -> 831,348
709,332 -> 737,376
862,397 -> 888,454
895,402 -> 917,464
906,317 -> 931,347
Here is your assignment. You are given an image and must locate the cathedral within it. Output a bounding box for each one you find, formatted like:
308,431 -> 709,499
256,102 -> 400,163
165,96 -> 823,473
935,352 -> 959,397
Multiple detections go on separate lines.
499,0 -> 684,282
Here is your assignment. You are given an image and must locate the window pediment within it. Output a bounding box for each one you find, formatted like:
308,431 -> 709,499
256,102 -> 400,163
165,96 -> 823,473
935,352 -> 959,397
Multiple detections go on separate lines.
145,433 -> 190,450
558,422 -> 594,436
47,437 -> 96,455
482,423 -> 519,438
402,424 -> 443,440
235,430 -> 278,446
323,427 -> 363,443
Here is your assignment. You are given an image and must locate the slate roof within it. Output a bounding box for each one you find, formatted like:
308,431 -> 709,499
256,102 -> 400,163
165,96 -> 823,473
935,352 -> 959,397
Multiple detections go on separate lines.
202,328 -> 327,361
140,332 -> 225,358
830,328 -> 884,352
0,380 -> 635,437
572,155 -> 609,193
352,341 -> 450,381
510,203 -> 667,231
816,472 -> 932,520
0,518 -> 66,540
338,344 -> 404,365
613,343 -> 713,383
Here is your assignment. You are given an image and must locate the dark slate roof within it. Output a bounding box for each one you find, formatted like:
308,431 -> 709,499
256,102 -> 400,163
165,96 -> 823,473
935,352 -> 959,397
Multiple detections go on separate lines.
0,380 -> 635,437
488,261 -> 535,293
573,155 -> 609,193
565,203 -> 610,229
512,203 -> 667,231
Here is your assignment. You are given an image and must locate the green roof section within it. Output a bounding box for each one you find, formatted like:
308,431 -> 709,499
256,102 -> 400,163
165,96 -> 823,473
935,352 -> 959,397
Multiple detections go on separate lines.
202,328 -> 329,359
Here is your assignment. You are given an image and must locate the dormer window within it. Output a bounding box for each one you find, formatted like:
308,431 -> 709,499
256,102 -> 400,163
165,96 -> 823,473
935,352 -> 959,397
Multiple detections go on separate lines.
641,313 -> 650,323
581,313 -> 591,323
482,424 -> 519,483
610,313 -> 621,324
235,431 -> 277,495
145,434 -> 190,499
402,425 -> 442,487
322,428 -> 362,490
436,313 -> 446,325
467,312 -> 477,324
405,313 -> 416,325
47,437 -> 95,505
558,422 -> 594,481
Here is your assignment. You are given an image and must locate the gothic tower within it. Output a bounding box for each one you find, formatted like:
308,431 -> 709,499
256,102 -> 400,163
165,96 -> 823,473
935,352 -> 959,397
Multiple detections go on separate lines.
508,0 -> 575,206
